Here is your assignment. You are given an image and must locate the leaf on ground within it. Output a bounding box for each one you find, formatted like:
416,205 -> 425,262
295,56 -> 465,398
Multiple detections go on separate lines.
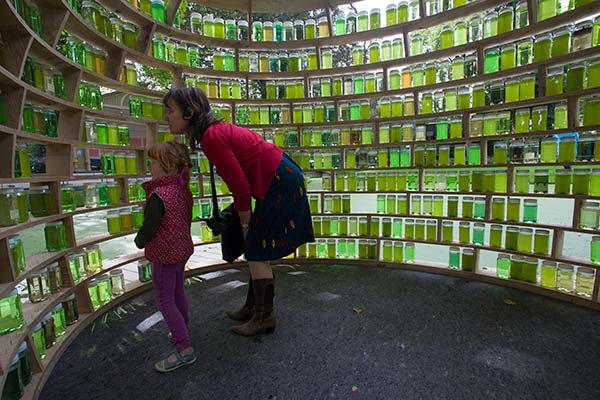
352,386 -> 359,392
504,299 -> 517,305
352,307 -> 363,314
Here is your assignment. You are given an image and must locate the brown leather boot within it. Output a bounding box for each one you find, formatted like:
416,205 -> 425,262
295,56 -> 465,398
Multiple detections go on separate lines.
225,276 -> 254,321
231,279 -> 276,336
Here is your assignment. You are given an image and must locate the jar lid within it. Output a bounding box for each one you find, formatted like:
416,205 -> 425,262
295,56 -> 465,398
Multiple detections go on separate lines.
574,169 -> 590,174
459,221 -> 470,226
557,263 -> 573,271
499,6 -> 513,14
582,201 -> 599,208
507,226 -> 520,232
294,19 -> 304,25
283,21 -> 293,26
110,269 -> 124,276
238,20 -> 248,26
498,253 -> 510,259
65,293 -> 75,301
53,303 -> 63,312
541,260 -> 556,267
190,12 -> 201,18
519,227 -> 533,233
87,244 -> 100,250
404,242 -> 414,247
426,220 -> 436,225
536,229 -> 550,235
214,17 -> 224,23
490,224 -> 503,230
358,10 -> 369,16
48,262 -> 59,270
534,170 -> 549,175
263,21 -> 273,27
442,220 -> 453,226
449,246 -> 460,251
523,199 -> 537,204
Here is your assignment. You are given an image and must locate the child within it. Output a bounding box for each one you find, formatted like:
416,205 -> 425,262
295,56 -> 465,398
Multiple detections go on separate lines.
134,141 -> 196,372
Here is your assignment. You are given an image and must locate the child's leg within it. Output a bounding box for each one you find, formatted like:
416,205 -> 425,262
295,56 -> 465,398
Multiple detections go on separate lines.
174,261 -> 189,328
152,262 -> 190,351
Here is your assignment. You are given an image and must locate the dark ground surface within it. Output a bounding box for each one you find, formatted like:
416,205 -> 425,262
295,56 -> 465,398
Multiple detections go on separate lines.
40,264 -> 600,400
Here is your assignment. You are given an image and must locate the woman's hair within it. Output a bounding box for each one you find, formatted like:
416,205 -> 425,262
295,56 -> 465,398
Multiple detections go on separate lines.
148,141 -> 192,185
163,87 -> 221,151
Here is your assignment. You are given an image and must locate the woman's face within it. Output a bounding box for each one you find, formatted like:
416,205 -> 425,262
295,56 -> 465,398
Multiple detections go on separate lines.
164,97 -> 190,134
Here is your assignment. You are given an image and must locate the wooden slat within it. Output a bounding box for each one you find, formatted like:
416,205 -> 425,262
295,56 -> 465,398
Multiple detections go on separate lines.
38,6 -> 69,48
0,238 -> 16,284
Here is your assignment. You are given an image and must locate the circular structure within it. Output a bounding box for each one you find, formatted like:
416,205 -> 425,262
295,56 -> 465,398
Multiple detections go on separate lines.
0,0 -> 599,398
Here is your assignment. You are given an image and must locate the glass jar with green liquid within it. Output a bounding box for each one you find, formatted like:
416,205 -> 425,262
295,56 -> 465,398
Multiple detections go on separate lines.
498,44 -> 516,71
531,106 -> 548,132
44,221 -> 67,251
533,34 -> 551,62
579,202 -> 598,230
523,199 -> 538,222
534,229 -> 550,255
488,224 -> 502,248
517,228 -> 533,253
519,73 -> 536,100
566,64 -> 585,92
583,96 -> 600,126
483,11 -> 498,38
554,169 -> 571,194
458,222 -> 470,244
496,254 -> 511,278
572,169 -> 590,195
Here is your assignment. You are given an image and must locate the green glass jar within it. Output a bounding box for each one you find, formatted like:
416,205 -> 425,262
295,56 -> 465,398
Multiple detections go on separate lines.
0,289 -> 24,334
28,186 -> 52,217
490,224 -> 503,248
523,199 -> 538,222
44,221 -> 67,251
533,34 -> 551,62
566,65 -> 585,92
572,169 -> 590,195
123,23 -> 138,50
52,303 -> 67,337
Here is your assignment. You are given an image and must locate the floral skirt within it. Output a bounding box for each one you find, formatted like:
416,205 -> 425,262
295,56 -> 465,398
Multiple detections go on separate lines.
245,154 -> 315,261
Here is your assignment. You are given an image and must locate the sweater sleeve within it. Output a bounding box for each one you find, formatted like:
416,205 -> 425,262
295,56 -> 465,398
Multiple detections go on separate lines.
134,193 -> 166,249
201,127 -> 253,212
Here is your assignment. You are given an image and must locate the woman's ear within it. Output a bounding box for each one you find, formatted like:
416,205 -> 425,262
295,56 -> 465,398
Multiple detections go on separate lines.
183,107 -> 194,120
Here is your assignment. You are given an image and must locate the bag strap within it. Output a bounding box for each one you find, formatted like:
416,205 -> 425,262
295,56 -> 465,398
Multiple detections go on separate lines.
208,161 -> 220,218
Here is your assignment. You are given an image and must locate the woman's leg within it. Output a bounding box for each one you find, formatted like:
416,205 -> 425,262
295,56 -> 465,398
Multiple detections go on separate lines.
231,260 -> 276,336
152,262 -> 191,352
248,261 -> 272,279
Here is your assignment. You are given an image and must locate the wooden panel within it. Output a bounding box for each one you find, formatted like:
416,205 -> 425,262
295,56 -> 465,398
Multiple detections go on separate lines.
24,334 -> 43,374
56,109 -> 83,141
62,216 -> 76,248
44,144 -> 72,177
63,68 -> 82,105
1,85 -> 26,130
0,27 -> 32,77
106,49 -> 126,82
0,238 -> 16,284
39,6 -> 69,48
165,0 -> 182,26
74,285 -> 94,314
138,22 -> 156,55
0,131 -> 15,179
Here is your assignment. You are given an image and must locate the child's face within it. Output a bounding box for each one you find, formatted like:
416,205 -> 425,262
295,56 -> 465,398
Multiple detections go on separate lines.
149,158 -> 168,179
165,98 -> 189,134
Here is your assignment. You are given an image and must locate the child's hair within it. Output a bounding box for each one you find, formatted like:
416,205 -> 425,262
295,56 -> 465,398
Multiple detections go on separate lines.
148,141 -> 192,185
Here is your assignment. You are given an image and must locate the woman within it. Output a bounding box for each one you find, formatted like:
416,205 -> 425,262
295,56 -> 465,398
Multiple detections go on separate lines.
163,87 -> 314,336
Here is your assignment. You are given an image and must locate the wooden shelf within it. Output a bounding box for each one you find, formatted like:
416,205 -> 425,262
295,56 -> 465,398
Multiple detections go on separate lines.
308,234 -> 600,269
215,46 -> 600,104
58,2 -> 600,80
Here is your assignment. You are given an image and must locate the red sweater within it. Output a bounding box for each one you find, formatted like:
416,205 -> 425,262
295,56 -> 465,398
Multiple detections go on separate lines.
201,122 -> 283,212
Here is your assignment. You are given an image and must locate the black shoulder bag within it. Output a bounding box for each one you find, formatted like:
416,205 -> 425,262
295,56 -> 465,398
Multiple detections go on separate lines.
202,162 -> 246,263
